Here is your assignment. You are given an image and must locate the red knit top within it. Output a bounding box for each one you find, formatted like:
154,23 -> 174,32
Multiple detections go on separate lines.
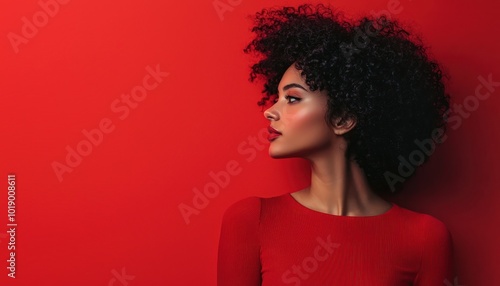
217,193 -> 454,286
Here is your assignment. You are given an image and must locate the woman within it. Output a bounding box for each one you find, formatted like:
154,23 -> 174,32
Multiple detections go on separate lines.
218,4 -> 454,285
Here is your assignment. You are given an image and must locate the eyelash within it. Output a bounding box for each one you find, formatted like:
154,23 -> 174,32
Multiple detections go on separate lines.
273,95 -> 300,104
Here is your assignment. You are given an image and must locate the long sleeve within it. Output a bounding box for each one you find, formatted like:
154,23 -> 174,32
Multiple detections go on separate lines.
413,216 -> 455,286
217,197 -> 262,286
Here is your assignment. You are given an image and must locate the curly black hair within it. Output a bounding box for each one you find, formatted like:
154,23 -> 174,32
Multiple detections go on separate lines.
243,3 -> 450,196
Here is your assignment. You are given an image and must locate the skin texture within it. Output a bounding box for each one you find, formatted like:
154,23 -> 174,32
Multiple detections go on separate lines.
264,63 -> 392,216
245,4 -> 451,196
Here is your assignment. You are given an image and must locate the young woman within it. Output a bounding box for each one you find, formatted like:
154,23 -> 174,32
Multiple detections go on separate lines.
218,4 -> 454,285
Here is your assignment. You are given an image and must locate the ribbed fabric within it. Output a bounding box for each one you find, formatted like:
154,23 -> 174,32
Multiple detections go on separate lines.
217,193 -> 454,286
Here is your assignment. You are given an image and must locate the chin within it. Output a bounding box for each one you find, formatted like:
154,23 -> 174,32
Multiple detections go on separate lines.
269,151 -> 289,159
268,146 -> 304,159
269,143 -> 327,160
268,147 -> 291,158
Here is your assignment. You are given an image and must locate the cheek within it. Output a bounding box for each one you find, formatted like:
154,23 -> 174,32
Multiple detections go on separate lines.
283,106 -> 327,135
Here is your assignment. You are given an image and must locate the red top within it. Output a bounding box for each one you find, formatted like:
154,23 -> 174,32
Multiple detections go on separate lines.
217,193 -> 455,286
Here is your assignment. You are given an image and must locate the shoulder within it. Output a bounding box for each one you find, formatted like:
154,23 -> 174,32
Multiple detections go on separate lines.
221,194 -> 287,225
396,206 -> 456,283
418,213 -> 453,249
221,196 -> 262,226
396,205 -> 453,246
398,205 -> 450,231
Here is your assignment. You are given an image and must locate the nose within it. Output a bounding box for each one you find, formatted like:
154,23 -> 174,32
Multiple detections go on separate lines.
264,105 -> 279,121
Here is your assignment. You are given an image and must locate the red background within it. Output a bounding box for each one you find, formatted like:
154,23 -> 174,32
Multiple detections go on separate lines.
1,0 -> 499,285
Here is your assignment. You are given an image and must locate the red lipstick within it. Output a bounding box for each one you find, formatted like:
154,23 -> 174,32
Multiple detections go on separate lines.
268,126 -> 282,141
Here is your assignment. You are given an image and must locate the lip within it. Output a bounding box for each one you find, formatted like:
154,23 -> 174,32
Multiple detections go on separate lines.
268,133 -> 281,141
268,126 -> 282,135
268,126 -> 282,142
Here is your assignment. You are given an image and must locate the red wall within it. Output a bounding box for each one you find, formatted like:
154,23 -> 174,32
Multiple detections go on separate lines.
1,0 -> 498,285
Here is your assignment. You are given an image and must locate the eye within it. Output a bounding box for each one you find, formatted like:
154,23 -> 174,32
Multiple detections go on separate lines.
285,95 -> 300,104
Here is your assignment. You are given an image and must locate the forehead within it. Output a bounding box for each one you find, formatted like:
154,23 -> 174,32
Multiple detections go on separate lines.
278,64 -> 309,91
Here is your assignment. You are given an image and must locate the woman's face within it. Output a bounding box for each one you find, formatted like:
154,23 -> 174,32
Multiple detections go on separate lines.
264,63 -> 335,159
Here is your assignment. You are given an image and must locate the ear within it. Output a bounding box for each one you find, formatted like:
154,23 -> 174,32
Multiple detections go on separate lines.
331,114 -> 357,135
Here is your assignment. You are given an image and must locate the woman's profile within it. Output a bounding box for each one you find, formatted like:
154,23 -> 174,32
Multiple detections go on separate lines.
217,3 -> 454,285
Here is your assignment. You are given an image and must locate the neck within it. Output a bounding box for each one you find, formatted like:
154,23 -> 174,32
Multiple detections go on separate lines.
301,139 -> 387,216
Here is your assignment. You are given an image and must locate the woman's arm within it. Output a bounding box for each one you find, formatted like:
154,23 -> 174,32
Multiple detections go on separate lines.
413,216 -> 455,286
217,197 -> 262,286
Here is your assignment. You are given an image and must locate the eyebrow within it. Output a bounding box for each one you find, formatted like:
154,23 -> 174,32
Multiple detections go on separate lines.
282,83 -> 307,92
